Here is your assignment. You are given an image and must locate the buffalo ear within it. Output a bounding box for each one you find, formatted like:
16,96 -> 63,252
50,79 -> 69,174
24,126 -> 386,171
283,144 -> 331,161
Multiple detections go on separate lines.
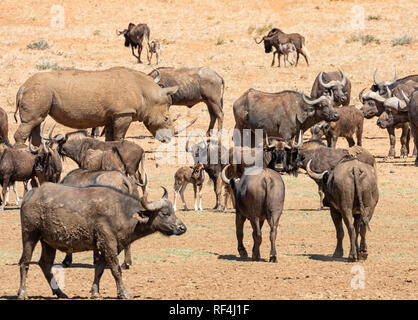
161,86 -> 179,97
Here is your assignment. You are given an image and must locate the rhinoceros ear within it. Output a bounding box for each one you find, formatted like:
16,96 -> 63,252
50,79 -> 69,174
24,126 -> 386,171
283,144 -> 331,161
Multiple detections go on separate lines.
161,86 -> 178,97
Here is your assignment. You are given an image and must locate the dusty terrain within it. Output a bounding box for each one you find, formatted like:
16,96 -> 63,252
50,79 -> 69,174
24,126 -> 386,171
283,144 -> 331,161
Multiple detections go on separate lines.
0,0 -> 417,299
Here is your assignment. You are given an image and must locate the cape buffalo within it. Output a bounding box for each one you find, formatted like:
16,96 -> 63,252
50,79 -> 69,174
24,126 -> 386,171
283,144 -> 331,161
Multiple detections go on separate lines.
148,67 -> 225,135
233,89 -> 339,146
310,70 -> 351,106
306,159 -> 379,261
310,105 -> 364,147
371,69 -> 418,97
222,165 -> 285,262
299,140 -> 375,210
17,184 -> 186,299
117,23 -> 150,63
360,89 -> 411,158
0,107 -> 8,142
59,168 -> 142,269
13,67 -> 197,145
408,89 -> 418,165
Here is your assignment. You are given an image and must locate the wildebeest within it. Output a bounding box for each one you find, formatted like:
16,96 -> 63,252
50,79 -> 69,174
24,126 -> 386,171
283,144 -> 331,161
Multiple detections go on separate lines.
59,168 -> 141,269
185,135 -> 229,210
233,89 -> 339,146
255,28 -> 310,66
0,142 -> 38,211
13,67 -> 197,145
0,107 -> 8,142
371,69 -> 418,96
50,130 -> 146,185
148,40 -> 161,65
17,184 -> 186,299
117,23 -> 150,63
299,140 -> 375,210
148,67 -> 225,135
222,165 -> 285,262
360,89 -> 411,158
310,105 -> 364,147
310,70 -> 351,106
306,158 -> 379,261
173,163 -> 205,212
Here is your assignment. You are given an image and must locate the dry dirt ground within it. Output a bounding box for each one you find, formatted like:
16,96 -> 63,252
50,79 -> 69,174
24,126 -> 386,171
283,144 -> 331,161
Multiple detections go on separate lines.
0,0 -> 417,299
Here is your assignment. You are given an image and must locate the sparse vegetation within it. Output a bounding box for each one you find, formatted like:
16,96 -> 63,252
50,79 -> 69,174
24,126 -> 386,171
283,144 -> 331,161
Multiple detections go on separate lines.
255,23 -> 272,36
216,36 -> 224,45
247,25 -> 256,35
93,30 -> 100,36
35,61 -> 61,70
27,39 -> 50,50
367,14 -> 381,20
346,34 -> 380,45
391,35 -> 412,46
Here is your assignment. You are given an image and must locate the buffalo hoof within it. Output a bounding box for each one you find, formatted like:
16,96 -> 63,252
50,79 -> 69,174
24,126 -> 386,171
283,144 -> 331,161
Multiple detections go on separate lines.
269,256 -> 277,263
90,292 -> 101,299
61,258 -> 72,268
251,255 -> 261,262
347,254 -> 358,262
118,291 -> 131,299
17,290 -> 28,300
332,249 -> 343,258
238,249 -> 248,259
358,252 -> 368,261
121,262 -> 130,270
53,289 -> 69,299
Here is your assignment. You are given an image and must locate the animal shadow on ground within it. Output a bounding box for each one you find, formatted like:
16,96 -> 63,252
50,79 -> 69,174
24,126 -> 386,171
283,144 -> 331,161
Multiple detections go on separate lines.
6,262 -> 95,269
291,253 -> 348,262
217,254 -> 267,262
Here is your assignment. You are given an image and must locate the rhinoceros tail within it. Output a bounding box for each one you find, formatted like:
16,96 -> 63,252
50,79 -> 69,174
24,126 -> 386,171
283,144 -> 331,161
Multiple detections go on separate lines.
353,166 -> 370,231
15,86 -> 24,123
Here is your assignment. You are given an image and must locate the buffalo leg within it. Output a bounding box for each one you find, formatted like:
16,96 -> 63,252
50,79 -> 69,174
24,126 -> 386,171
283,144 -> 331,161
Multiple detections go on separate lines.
235,213 -> 248,258
213,175 -> 223,210
411,122 -> 418,165
121,245 -> 132,270
102,245 -> 130,299
341,209 -> 357,261
250,219 -> 262,261
112,114 -> 133,141
346,136 -> 355,148
386,127 -> 396,159
62,254 -> 73,267
318,185 -> 325,210
330,207 -> 344,258
1,176 -> 10,211
400,124 -> 409,159
90,254 -> 106,298
38,241 -> 68,298
356,124 -> 363,146
17,234 -> 39,300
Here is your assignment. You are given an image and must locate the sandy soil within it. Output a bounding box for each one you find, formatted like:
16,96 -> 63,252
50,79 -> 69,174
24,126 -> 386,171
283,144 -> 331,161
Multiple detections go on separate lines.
0,0 -> 417,299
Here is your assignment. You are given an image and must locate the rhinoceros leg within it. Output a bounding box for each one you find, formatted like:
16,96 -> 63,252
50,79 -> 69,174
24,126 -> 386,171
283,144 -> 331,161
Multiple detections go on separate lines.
112,114 -> 133,141
15,122 -> 41,146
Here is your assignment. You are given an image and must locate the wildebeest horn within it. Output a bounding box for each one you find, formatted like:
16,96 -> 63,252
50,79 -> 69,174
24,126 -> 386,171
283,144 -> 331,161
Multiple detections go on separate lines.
293,130 -> 303,149
401,90 -> 410,104
173,117 -> 198,135
116,29 -> 124,36
48,123 -> 56,141
254,37 -> 264,44
40,122 -> 49,141
373,69 -> 380,85
306,159 -> 327,181
28,137 -> 39,154
358,88 -> 366,104
221,164 -> 231,185
150,69 -> 161,83
339,70 -> 347,86
161,186 -> 168,199
136,170 -> 148,188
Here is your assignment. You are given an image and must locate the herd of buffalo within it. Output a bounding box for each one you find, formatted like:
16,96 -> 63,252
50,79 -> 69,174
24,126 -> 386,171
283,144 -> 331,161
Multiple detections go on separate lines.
0,23 -> 415,299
